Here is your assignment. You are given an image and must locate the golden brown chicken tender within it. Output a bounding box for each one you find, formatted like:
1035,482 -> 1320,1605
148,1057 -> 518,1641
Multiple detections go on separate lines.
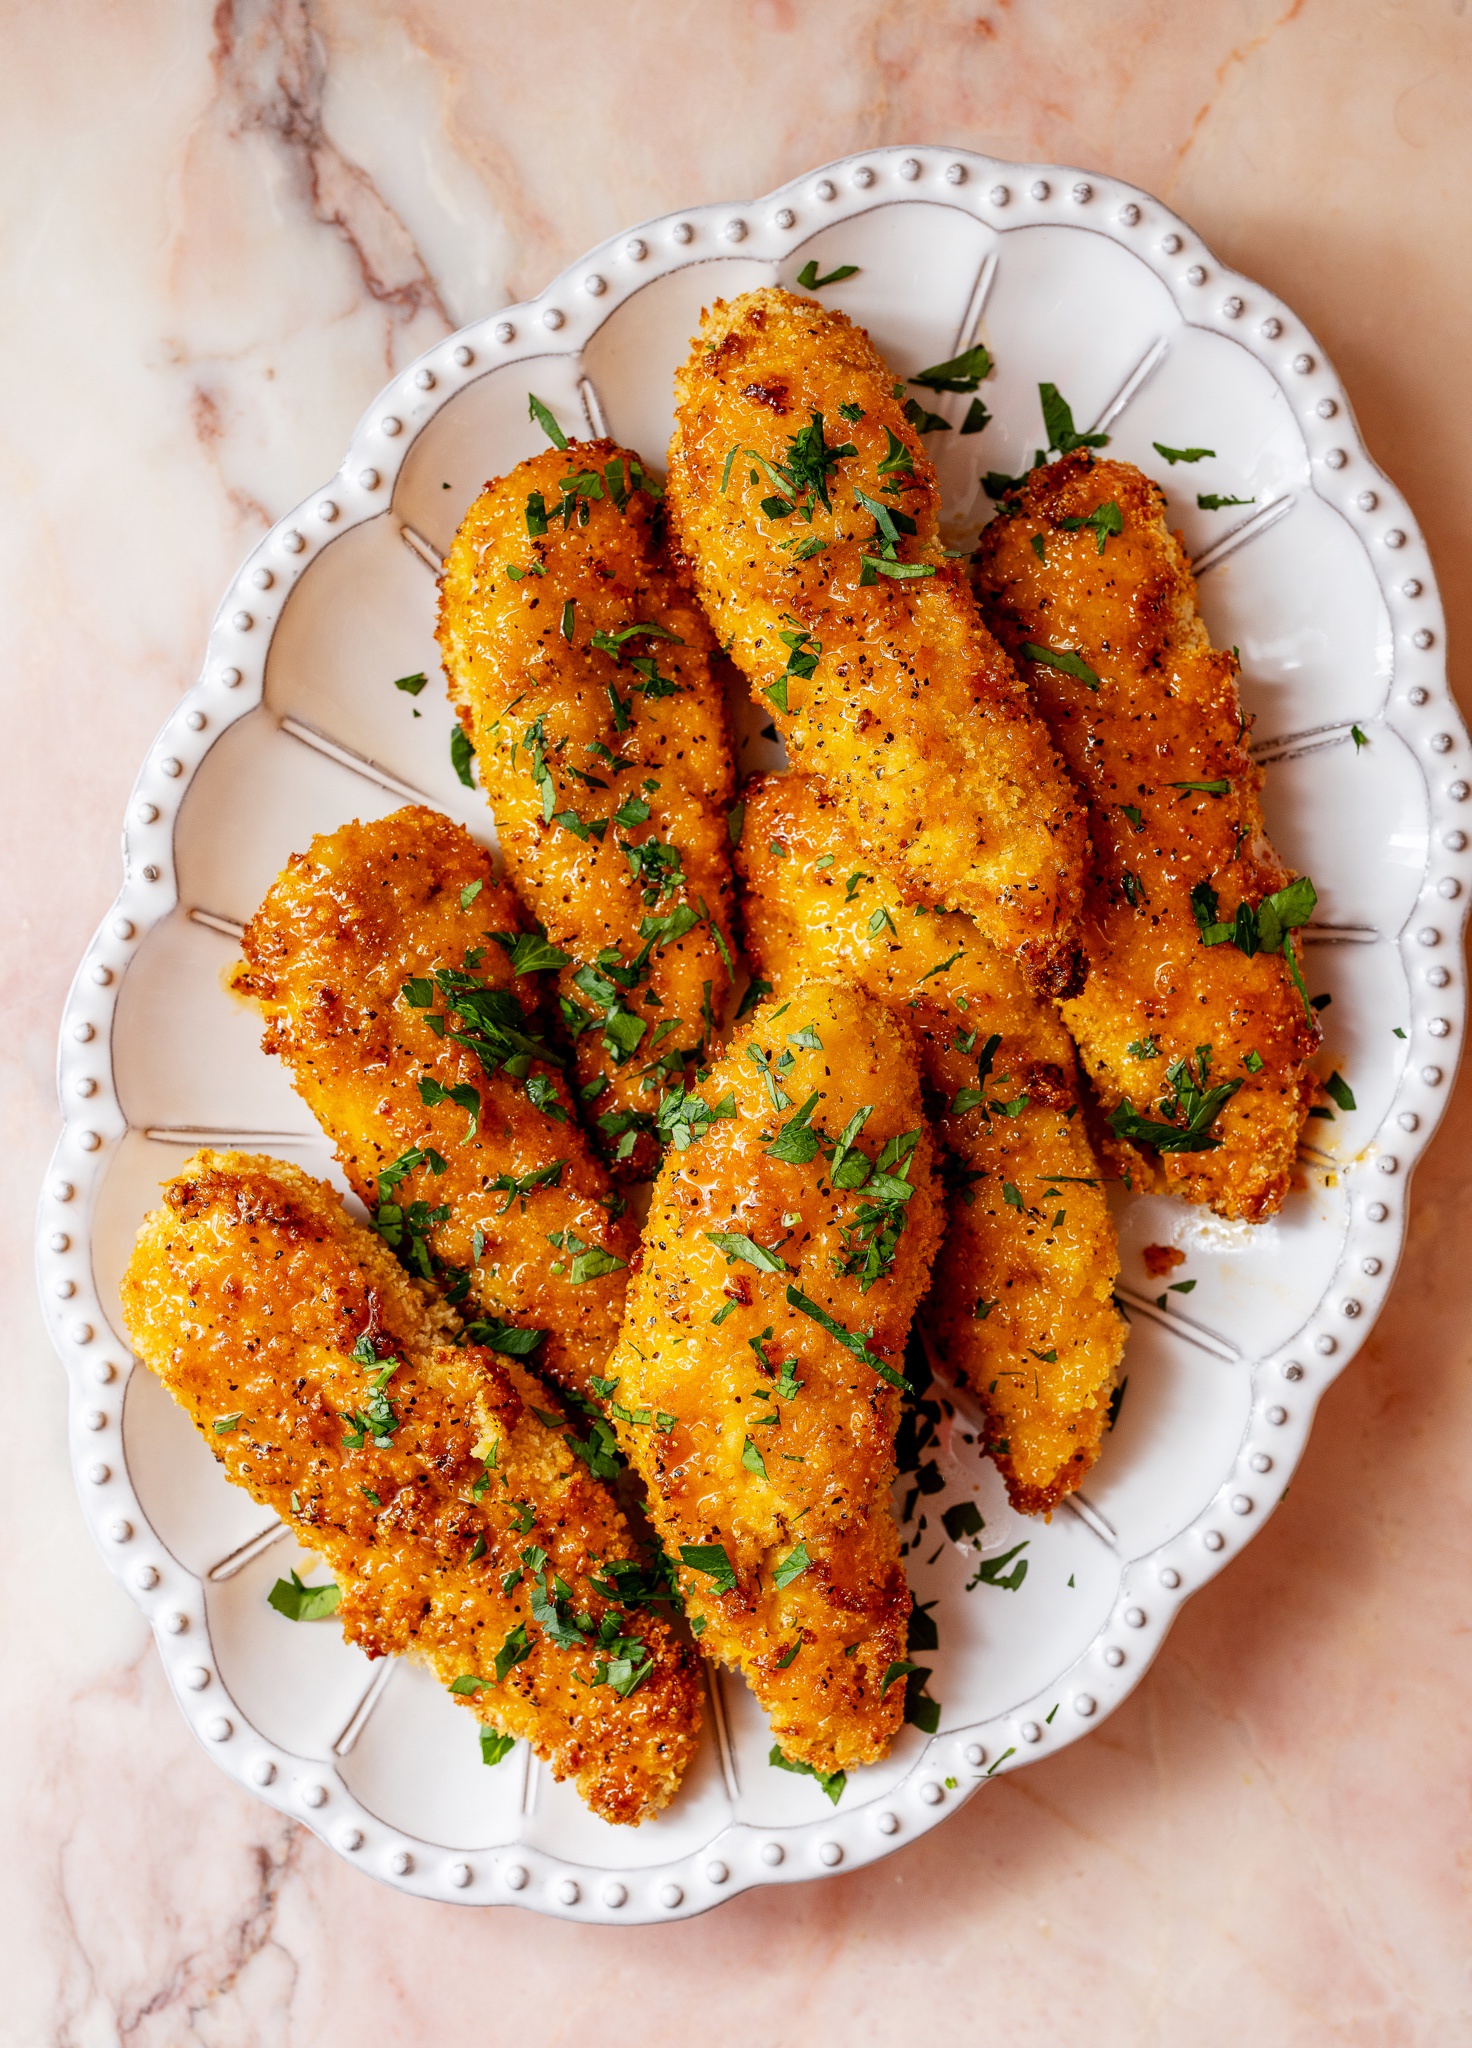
233,808 -> 634,1405
437,438 -> 737,1177
666,287 -> 1087,999
972,454 -> 1320,1220
605,980 -> 943,1775
737,775 -> 1125,1515
120,1152 -> 701,1826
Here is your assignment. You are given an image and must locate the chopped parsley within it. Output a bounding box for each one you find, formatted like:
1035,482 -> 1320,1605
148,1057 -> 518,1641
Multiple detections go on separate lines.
832,1128 -> 924,1292
1039,381 -> 1109,455
418,1073 -> 481,1142
967,1540 -> 1029,1592
785,1285 -> 910,1393
1325,1071 -> 1357,1112
527,392 -> 568,450
213,1413 -> 243,1435
941,1500 -> 984,1542
450,725 -> 476,787
736,976 -> 774,1020
490,929 -> 572,975
1152,443 -> 1215,465
769,1743 -> 845,1804
910,342 -> 991,393
1197,493 -> 1255,510
704,1230 -> 790,1274
543,1231 -> 626,1284
772,1541 -> 810,1589
679,1543 -> 737,1593
1190,873 -> 1317,1016
339,1335 -> 402,1449
795,259 -> 859,289
766,1090 -> 822,1164
494,1622 -> 533,1683
1108,1043 -> 1243,1155
657,1085 -> 736,1152
460,1313 -> 546,1358
487,1159 -> 566,1214
1057,500 -> 1123,554
904,397 -> 951,435
480,1729 -> 517,1767
725,412 -> 857,525
1023,642 -> 1101,690
741,1437 -> 769,1480
393,671 -> 428,696
267,1570 -> 341,1622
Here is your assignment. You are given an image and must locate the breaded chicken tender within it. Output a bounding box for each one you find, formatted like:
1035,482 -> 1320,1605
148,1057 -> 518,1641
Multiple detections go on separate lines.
666,288 -> 1087,998
233,809 -> 634,1404
437,439 -> 737,1176
606,980 -> 943,1774
120,1153 -> 701,1825
738,775 -> 1125,1514
972,455 -> 1320,1219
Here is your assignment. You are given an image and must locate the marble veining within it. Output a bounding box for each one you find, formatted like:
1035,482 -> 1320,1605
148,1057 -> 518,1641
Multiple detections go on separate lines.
6,2 -> 1472,2042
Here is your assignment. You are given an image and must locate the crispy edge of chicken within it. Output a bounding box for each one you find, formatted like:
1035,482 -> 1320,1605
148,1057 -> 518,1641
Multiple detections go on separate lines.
606,978 -> 944,1773
972,454 -> 1321,1221
737,774 -> 1126,1515
119,1151 -> 702,1825
666,286 -> 1088,1000
436,439 -> 738,1178
232,807 -> 636,1405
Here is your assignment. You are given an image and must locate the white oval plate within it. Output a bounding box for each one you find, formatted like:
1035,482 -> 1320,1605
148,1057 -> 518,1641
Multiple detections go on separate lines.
38,147 -> 1468,1922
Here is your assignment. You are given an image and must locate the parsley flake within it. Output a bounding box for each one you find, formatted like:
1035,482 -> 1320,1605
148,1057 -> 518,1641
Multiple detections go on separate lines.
796,260 -> 859,289
267,1570 -> 341,1623
527,392 -> 568,450
1023,642 -> 1101,690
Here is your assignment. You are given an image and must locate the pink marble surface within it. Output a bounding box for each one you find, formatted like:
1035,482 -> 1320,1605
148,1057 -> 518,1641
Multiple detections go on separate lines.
5,1 -> 1472,2038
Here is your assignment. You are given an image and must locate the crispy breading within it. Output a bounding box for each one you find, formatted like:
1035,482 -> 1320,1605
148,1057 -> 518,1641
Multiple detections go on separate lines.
436,439 -> 737,1176
606,980 -> 943,1774
119,1152 -> 701,1826
666,287 -> 1087,999
737,774 -> 1125,1515
972,454 -> 1320,1219
233,808 -> 635,1404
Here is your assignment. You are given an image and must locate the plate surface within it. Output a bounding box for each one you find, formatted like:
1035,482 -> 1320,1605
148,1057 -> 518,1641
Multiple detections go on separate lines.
38,146 -> 1469,1922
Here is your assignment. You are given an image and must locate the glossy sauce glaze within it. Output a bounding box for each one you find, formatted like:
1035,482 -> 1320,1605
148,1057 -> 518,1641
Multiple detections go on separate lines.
120,1152 -> 701,1825
973,453 -> 1321,1219
667,286 -> 1087,999
608,980 -> 944,1775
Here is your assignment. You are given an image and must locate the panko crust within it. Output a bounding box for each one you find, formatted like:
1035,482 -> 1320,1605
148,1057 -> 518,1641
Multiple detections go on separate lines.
233,807 -> 634,1403
666,287 -> 1087,999
119,1152 -> 701,1826
607,980 -> 944,1774
972,454 -> 1321,1221
436,439 -> 737,1177
738,774 -> 1125,1514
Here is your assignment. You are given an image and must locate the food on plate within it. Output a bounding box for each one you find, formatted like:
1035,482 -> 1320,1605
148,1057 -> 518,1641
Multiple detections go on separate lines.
972,453 -> 1320,1220
604,979 -> 944,1775
737,773 -> 1125,1514
119,1151 -> 702,1825
437,435 -> 738,1177
232,808 -> 634,1404
666,286 -> 1087,999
